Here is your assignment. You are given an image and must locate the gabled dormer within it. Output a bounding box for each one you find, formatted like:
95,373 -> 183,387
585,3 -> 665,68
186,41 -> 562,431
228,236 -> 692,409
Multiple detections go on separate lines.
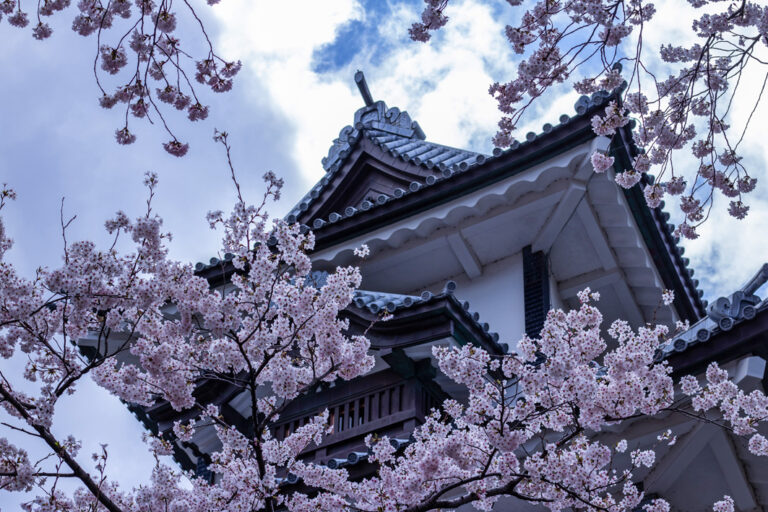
287,72 -> 485,229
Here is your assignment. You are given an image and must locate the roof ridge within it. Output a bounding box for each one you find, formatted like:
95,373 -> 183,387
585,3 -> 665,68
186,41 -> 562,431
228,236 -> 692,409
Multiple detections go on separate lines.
286,97 -> 486,223
351,282 -> 508,353
320,100 -> 426,174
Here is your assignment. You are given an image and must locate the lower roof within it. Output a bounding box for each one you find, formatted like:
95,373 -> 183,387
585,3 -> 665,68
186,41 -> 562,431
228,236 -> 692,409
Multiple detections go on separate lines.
661,264 -> 768,375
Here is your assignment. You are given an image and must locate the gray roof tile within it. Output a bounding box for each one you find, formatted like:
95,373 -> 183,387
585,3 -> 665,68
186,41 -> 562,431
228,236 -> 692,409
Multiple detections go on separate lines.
286,99 -> 485,221
352,281 -> 506,353
285,90 -> 623,230
656,264 -> 768,360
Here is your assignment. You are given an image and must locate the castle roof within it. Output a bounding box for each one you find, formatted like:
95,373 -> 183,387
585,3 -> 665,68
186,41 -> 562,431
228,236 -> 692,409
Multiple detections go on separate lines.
285,98 -> 486,224
661,264 -> 768,375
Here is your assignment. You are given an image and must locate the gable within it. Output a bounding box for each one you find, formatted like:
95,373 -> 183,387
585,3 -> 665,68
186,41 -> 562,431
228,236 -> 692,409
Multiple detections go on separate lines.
286,100 -> 485,228
297,142 -> 441,227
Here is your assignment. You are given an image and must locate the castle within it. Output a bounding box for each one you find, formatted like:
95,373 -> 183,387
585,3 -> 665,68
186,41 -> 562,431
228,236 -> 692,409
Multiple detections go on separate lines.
97,73 -> 768,511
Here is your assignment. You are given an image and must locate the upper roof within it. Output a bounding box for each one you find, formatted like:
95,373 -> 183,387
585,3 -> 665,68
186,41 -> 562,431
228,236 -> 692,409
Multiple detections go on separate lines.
285,99 -> 486,225
270,74 -> 706,323
285,84 -> 616,234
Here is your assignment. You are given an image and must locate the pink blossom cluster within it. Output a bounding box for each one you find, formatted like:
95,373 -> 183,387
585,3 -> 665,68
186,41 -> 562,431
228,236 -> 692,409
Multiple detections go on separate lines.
411,0 -> 766,237
680,363 -> 768,449
1,0 -> 239,156
0,171 -> 373,511
288,289 -> 765,512
3,170 -> 768,512
408,0 -> 449,42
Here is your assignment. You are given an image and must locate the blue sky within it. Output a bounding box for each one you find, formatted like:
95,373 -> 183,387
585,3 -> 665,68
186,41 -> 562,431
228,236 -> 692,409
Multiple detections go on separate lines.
2,0 -> 768,507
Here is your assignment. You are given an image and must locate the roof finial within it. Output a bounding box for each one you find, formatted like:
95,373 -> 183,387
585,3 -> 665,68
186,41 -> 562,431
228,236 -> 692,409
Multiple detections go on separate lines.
354,70 -> 374,107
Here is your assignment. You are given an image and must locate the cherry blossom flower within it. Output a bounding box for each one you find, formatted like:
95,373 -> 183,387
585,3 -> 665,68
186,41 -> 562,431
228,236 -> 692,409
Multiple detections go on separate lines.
221,60 -> 242,78
114,127 -> 136,145
4,0 -> 236,154
99,45 -> 128,75
615,170 -> 642,189
728,201 -> 749,220
7,9 -> 29,27
130,99 -> 149,118
643,184 -> 664,208
187,103 -> 209,122
32,22 -> 52,39
665,176 -> 686,195
713,496 -> 735,512
0,1 -> 15,15
0,172 -> 766,512
675,222 -> 699,240
153,10 -> 176,33
644,499 -> 671,512
590,151 -> 614,173
749,434 -> 768,456
408,0 -> 448,41
162,140 -> 189,157
410,0 -> 765,231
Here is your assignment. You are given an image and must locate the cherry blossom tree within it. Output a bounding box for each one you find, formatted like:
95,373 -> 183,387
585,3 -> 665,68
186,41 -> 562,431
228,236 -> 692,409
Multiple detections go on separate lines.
3,1 -> 767,510
1,145 -> 767,511
410,0 -> 768,240
0,0 -> 240,156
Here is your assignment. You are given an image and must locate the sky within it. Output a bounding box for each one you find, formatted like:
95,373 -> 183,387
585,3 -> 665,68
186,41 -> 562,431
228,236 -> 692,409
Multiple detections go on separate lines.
1,0 -> 768,507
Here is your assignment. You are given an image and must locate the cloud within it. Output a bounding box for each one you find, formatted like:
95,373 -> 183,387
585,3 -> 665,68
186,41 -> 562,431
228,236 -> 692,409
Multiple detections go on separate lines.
0,7 -> 302,509
210,0 -> 530,184
0,13 -> 301,276
210,0 -> 365,186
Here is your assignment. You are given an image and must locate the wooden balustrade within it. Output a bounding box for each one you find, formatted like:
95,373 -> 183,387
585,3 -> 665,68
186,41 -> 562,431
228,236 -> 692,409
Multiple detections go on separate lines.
272,370 -> 444,463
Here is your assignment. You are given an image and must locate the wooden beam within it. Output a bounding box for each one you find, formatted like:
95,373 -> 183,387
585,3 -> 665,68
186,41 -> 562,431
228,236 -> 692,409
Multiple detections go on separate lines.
612,278 -> 647,327
446,232 -> 482,279
575,200 -> 617,271
531,183 -> 587,252
559,268 -> 622,298
645,423 -> 715,494
730,355 -> 766,392
597,415 -> 696,446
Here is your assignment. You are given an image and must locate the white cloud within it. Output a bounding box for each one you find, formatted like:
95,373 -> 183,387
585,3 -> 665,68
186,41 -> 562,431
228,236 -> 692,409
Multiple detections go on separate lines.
207,0 -> 768,302
363,0 -> 517,152
211,0 -> 768,300
211,0 -> 365,186
210,0 -> 528,184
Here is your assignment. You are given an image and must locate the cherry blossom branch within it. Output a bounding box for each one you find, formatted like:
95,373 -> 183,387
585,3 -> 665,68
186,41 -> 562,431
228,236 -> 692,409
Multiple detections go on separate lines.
1,0 -> 241,155
410,0 -> 768,237
0,384 -> 125,512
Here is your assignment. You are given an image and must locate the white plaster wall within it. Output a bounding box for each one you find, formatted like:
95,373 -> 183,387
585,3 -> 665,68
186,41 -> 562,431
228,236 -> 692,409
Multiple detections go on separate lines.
549,270 -> 564,311
410,252 -> 526,350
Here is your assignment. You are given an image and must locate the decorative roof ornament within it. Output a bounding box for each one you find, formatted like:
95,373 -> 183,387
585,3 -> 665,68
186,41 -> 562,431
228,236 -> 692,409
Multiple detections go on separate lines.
322,71 -> 426,173
355,69 -> 374,107
707,263 -> 768,329
656,263 -> 768,360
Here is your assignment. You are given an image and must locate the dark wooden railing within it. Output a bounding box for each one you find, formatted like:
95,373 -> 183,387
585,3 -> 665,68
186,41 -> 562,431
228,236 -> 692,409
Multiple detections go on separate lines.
272,369 -> 444,464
